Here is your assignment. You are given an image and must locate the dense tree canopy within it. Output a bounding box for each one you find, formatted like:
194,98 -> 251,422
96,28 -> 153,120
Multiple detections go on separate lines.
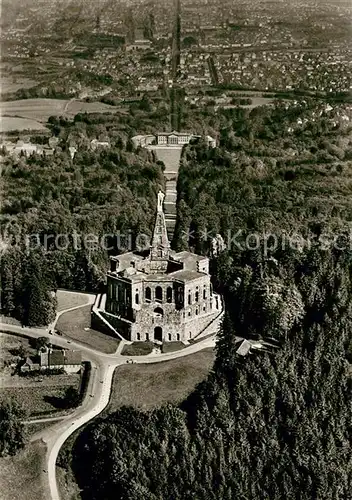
1,115 -> 166,325
64,100 -> 352,499
71,241 -> 352,500
0,400 -> 27,457
2,98 -> 352,495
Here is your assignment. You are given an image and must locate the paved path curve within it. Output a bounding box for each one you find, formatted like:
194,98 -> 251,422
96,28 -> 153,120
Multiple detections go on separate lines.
0,322 -> 219,500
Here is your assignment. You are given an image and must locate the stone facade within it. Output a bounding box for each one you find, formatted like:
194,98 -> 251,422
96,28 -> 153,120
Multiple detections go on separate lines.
103,191 -> 221,342
132,132 -> 216,149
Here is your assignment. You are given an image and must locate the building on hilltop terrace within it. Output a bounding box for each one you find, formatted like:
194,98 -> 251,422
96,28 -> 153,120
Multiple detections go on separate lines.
96,191 -> 222,343
132,131 -> 216,148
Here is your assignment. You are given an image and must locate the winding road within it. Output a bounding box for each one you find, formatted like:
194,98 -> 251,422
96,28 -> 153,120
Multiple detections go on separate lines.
0,321 -> 219,500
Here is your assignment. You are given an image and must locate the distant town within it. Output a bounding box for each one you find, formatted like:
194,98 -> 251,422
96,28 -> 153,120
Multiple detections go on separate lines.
0,2 -> 351,500
1,0 -> 351,106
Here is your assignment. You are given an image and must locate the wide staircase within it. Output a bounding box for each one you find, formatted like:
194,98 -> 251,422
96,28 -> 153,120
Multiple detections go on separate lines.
147,145 -> 182,241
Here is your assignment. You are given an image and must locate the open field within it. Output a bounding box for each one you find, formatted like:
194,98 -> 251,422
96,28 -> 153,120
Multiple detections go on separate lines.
0,376 -> 80,417
107,347 -> 215,413
0,372 -> 80,389
0,441 -> 48,500
64,99 -> 121,117
0,99 -> 68,122
56,305 -> 120,354
150,146 -> 182,172
0,75 -> 38,95
0,116 -> 48,132
0,98 -> 124,132
221,97 -> 274,110
56,290 -> 93,313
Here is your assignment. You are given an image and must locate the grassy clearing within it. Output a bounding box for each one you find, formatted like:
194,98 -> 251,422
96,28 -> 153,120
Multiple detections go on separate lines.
106,347 -> 215,412
25,420 -> 64,438
0,381 -> 79,417
56,348 -> 215,498
0,116 -> 48,132
56,290 -> 92,313
0,98 -> 68,122
56,305 -> 120,354
161,342 -> 185,353
1,372 -> 80,389
0,441 -> 48,500
121,341 -> 154,356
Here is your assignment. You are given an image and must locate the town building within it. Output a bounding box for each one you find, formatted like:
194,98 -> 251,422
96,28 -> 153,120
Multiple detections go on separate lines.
0,140 -> 54,158
39,348 -> 82,373
20,348 -> 82,374
132,131 -> 216,148
90,139 -> 110,151
96,191 -> 222,342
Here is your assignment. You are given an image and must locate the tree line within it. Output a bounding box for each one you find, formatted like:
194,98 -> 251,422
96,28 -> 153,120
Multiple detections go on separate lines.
1,115 -> 166,326
70,239 -> 352,500
57,99 -> 352,499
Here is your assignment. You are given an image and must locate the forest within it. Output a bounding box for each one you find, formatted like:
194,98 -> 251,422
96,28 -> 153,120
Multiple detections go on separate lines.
174,99 -> 352,256
1,98 -> 352,327
69,239 -> 352,500
1,108 -> 168,325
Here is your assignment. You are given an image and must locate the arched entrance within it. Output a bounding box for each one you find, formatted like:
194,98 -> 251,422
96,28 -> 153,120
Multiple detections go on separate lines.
154,326 -> 163,342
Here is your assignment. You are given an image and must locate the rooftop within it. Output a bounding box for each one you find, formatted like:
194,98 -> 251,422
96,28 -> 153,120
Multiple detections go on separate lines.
172,251 -> 207,263
168,270 -> 206,282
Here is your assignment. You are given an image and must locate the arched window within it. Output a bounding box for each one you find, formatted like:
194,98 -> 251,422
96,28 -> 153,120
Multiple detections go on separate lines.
136,332 -> 140,341
196,307 -> 199,316
145,332 -> 149,341
168,333 -> 172,341
189,331 -> 192,338
135,292 -> 139,305
188,293 -> 191,305
157,248 -> 163,257
154,307 -> 164,318
203,287 -> 207,300
145,287 -> 151,301
176,333 -> 180,341
203,304 -> 206,312
155,286 -> 163,302
188,310 -> 191,317
167,287 -> 173,303
195,291 -> 199,302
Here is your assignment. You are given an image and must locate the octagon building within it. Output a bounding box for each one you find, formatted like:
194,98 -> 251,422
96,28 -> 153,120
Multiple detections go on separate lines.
102,191 -> 222,342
